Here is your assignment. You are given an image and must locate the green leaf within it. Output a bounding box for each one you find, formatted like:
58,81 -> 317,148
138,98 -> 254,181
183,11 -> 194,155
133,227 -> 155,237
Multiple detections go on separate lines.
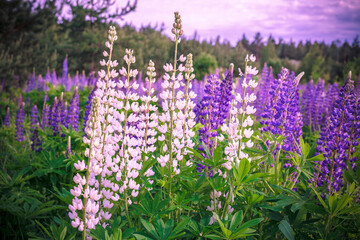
163,219 -> 174,239
59,226 -> 67,240
133,233 -> 153,240
307,154 -> 324,162
229,211 -> 243,231
236,218 -> 263,232
213,146 -> 223,165
213,213 -> 232,238
170,217 -> 190,238
236,158 -> 250,183
112,216 -> 122,229
155,216 -> 165,239
278,220 -> 294,240
35,220 -> 52,239
140,218 -> 159,239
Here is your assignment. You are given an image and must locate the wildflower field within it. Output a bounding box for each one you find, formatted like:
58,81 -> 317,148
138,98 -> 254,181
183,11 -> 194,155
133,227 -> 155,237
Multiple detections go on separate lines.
1,12 -> 360,240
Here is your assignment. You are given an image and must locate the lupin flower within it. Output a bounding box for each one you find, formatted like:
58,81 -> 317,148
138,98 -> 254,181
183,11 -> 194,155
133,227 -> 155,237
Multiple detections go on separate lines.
158,12 -> 191,177
52,69 -> 58,86
138,60 -> 158,180
4,106 -> 10,127
45,68 -> 51,90
194,64 -> 234,174
58,93 -> 68,129
30,105 -> 41,151
67,136 -> 72,158
62,55 -> 68,87
18,94 -> 23,108
67,87 -> 80,131
221,55 -> 258,169
69,97 -> 102,235
83,86 -> 97,132
50,96 -> 59,135
301,79 -> 314,127
41,93 -> 50,130
315,73 -> 357,193
15,102 -> 25,142
115,48 -> 142,204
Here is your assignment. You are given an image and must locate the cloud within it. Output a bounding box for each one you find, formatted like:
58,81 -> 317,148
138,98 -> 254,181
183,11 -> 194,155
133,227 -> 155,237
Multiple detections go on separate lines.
121,0 -> 360,44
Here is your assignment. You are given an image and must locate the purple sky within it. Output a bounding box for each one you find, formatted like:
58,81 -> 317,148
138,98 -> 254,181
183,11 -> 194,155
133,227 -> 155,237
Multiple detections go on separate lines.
116,0 -> 360,45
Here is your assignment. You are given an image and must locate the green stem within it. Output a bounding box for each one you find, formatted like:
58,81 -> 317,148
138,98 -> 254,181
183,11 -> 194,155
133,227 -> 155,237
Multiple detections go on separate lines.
168,33 -> 179,217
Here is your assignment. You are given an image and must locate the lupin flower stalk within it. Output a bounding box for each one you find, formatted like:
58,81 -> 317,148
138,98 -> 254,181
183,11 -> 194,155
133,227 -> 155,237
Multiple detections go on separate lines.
69,26 -> 122,236
84,86 -> 97,132
42,104 -> 50,130
315,73 -> 357,193
41,93 -> 49,130
221,55 -> 258,169
116,48 -> 142,212
18,94 -> 23,108
178,53 -> 197,167
311,79 -> 325,131
67,87 -> 80,131
67,136 -> 72,158
62,55 -> 68,87
158,12 -> 185,186
301,79 -> 314,127
138,60 -> 158,180
50,96 -> 59,135
15,102 -> 25,142
194,73 -> 222,166
4,107 -> 10,127
255,63 -> 272,119
30,105 -> 40,151
52,69 -> 57,86
69,97 -> 101,237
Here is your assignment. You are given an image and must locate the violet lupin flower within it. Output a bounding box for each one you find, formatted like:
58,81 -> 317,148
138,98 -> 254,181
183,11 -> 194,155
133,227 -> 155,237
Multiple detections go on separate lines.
45,68 -> 51,90
315,73 -> 357,193
30,105 -> 41,151
194,65 -> 233,161
58,93 -> 68,128
311,79 -> 325,131
52,69 -> 58,86
42,104 -> 50,130
65,74 -> 71,92
260,68 -> 290,134
15,102 -> 25,142
50,96 -> 59,135
194,73 -> 222,174
255,63 -> 273,119
301,79 -> 314,127
4,106 -> 10,127
67,87 -> 80,131
41,93 -> 49,130
84,86 -> 97,132
62,55 -> 68,87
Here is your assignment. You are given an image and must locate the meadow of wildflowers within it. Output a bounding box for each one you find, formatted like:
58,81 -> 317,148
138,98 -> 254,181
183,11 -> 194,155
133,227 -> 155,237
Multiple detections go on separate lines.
0,12 -> 360,240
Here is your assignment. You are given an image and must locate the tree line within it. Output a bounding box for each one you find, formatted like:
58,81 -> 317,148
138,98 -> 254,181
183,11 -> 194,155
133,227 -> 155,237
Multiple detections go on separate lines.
1,0 -> 359,90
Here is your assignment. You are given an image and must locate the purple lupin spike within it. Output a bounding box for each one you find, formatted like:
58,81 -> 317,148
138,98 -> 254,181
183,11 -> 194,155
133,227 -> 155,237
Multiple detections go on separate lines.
67,87 -> 80,131
15,103 -> 25,142
4,106 -> 10,127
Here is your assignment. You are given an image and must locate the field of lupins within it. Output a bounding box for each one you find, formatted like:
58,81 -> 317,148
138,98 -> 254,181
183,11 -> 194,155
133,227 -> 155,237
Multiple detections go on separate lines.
1,12 -> 360,240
